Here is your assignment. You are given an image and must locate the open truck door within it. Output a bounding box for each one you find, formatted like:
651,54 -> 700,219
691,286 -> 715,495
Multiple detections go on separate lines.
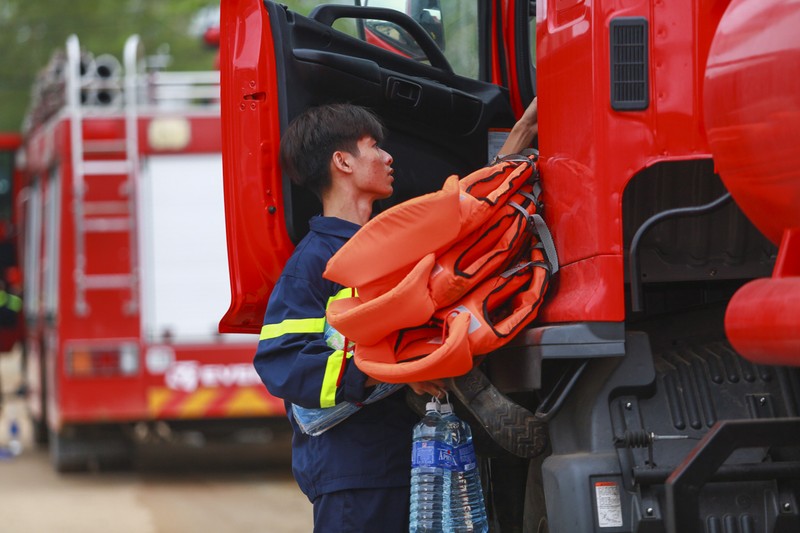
218,0 -> 518,333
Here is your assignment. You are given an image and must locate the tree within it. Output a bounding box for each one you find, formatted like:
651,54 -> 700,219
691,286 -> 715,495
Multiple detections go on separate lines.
0,0 -> 219,131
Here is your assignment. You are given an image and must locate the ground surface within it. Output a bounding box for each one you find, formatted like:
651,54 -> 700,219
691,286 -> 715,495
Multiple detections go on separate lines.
0,347 -> 313,533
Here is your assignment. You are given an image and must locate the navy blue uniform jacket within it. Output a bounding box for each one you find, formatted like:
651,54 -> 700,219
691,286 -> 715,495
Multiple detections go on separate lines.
254,216 -> 418,501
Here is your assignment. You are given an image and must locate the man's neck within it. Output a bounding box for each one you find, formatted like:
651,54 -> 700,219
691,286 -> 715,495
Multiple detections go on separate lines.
322,196 -> 374,226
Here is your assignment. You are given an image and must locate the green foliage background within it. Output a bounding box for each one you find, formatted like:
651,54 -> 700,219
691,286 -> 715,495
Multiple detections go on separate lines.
0,1 -> 361,132
0,0 -> 490,131
0,0 -> 221,132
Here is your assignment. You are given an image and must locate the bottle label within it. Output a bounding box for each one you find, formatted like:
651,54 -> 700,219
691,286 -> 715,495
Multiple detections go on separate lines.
453,443 -> 478,472
412,440 -> 457,469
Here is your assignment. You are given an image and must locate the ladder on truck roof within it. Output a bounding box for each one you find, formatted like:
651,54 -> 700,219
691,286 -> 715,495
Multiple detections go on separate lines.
65,34 -> 144,316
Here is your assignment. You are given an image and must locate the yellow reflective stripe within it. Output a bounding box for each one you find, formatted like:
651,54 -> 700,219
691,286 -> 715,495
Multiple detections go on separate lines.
7,295 -> 21,313
318,287 -> 357,407
320,349 -> 353,408
260,287 -> 357,406
327,286 -> 356,306
259,317 -> 325,340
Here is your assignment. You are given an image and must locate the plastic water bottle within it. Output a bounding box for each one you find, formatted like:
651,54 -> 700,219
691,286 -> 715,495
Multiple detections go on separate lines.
409,400 -> 450,532
441,402 -> 488,533
8,419 -> 22,456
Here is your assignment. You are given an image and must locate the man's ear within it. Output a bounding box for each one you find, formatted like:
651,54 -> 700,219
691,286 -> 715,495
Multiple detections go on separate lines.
331,150 -> 352,174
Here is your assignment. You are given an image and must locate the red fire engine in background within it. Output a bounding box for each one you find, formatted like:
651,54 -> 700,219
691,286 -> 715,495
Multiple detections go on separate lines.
219,0 -> 800,531
13,33 -> 284,471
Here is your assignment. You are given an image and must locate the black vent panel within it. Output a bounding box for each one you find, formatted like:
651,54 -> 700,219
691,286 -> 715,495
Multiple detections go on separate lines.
610,18 -> 649,111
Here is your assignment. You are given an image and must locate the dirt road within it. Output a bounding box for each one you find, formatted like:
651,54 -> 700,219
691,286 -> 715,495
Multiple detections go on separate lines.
0,349 -> 313,533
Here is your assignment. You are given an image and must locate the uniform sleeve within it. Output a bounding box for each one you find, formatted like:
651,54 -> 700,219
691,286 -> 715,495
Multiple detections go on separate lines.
254,271 -> 371,409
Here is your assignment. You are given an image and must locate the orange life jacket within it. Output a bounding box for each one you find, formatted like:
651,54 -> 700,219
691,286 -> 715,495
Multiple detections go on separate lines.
353,247 -> 551,383
323,154 -> 556,383
325,178 -> 542,344
324,156 -> 535,292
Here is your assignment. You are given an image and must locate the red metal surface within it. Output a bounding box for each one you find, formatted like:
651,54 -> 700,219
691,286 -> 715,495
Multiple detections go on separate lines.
58,121 -> 139,344
704,0 -> 800,365
142,344 -> 284,420
535,0 -> 727,322
538,255 -> 625,322
499,0 -> 525,116
57,343 -> 284,423
726,230 -> 800,365
490,1 -> 505,87
0,132 -> 20,150
219,0 -> 293,334
704,0 -> 800,246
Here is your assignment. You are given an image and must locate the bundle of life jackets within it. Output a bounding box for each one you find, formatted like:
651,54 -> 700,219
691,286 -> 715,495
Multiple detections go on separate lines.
323,153 -> 558,383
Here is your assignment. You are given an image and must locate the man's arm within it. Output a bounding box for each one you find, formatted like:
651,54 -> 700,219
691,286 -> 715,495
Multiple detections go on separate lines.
255,274 -> 370,409
497,97 -> 538,158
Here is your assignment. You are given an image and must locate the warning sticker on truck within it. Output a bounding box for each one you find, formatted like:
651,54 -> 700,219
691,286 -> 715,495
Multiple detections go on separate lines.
594,481 -> 623,528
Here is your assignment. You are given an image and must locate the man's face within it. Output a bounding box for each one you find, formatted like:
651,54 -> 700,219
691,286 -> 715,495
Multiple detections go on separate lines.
349,135 -> 394,200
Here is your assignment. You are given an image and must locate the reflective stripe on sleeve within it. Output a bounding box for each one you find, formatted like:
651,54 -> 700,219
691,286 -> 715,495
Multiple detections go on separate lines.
320,349 -> 353,408
320,286 -> 356,406
327,286 -> 355,305
259,317 -> 325,340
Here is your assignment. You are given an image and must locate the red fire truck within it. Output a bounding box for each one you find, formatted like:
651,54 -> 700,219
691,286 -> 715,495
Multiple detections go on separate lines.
15,34 -> 285,471
219,0 -> 800,531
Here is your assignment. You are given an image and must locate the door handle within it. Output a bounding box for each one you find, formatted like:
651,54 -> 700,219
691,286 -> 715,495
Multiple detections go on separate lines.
386,76 -> 421,107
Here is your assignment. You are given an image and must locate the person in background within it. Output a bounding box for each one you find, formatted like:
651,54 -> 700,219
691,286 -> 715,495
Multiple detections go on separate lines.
0,276 -> 23,419
254,99 -> 538,532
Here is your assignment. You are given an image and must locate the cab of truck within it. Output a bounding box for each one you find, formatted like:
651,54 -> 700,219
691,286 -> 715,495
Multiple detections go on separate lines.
219,1 -> 800,531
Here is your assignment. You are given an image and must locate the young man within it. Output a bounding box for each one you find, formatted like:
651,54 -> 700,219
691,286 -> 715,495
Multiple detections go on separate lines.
254,103 -> 443,533
254,100 -> 537,532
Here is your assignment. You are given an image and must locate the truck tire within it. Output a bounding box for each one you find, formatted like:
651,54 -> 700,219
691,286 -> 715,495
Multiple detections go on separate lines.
49,426 -> 133,473
30,408 -> 48,446
30,342 -> 49,446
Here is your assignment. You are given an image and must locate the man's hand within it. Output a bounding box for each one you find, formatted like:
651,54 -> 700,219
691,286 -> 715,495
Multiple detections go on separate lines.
407,380 -> 447,399
363,376 -> 446,399
364,376 -> 447,398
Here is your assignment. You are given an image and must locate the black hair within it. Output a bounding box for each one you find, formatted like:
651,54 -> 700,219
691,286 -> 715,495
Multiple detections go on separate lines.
279,103 -> 386,199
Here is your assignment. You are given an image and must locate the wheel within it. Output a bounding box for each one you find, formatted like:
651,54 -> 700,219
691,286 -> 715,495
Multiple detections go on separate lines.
31,413 -> 49,446
50,427 -> 92,472
19,337 -> 50,446
29,342 -> 49,446
50,426 -> 133,473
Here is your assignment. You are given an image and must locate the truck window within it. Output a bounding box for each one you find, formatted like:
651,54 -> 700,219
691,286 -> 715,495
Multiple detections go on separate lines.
283,0 -> 480,79
365,0 -> 479,79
